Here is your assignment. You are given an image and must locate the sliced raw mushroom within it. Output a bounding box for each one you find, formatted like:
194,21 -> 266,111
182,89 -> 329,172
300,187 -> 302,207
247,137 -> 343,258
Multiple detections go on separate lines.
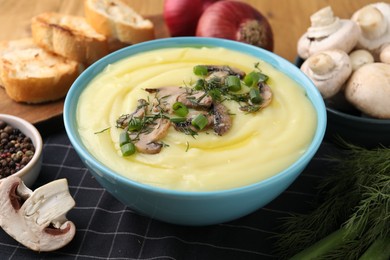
349,49 -> 375,71
351,2 -> 390,59
345,62 -> 390,119
300,49 -> 352,98
297,6 -> 360,59
0,176 -> 76,252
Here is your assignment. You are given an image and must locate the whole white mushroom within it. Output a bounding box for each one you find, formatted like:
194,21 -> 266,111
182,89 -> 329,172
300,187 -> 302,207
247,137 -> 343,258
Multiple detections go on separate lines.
345,62 -> 390,119
297,6 -> 360,59
351,2 -> 390,59
300,49 -> 352,98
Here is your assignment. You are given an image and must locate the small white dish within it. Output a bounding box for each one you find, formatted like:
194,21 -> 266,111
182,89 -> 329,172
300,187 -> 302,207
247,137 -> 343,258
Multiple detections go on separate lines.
0,114 -> 42,187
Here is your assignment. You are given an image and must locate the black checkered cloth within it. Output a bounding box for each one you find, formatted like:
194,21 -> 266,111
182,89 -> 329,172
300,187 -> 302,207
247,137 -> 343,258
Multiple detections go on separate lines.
0,128 -> 337,259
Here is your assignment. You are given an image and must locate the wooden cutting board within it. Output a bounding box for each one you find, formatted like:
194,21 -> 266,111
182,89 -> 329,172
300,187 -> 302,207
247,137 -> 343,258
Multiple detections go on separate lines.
0,14 -> 169,126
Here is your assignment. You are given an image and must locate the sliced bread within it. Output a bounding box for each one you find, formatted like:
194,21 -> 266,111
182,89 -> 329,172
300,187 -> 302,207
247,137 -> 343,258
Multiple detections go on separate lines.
31,12 -> 109,65
0,44 -> 80,103
84,0 -> 155,45
0,38 -> 36,87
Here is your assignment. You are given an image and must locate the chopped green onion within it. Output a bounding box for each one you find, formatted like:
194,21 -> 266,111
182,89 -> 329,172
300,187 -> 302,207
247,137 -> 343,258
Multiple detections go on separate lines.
119,131 -> 130,146
258,72 -> 269,83
244,71 -> 259,86
191,114 -> 208,130
170,117 -> 187,123
121,142 -> 136,156
193,65 -> 208,76
244,71 -> 269,86
172,102 -> 189,117
249,88 -> 262,104
225,75 -> 241,92
128,117 -> 142,131
194,79 -> 205,90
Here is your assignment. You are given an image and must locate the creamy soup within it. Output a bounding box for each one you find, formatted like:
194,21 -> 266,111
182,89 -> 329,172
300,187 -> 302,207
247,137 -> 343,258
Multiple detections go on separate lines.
77,47 -> 317,191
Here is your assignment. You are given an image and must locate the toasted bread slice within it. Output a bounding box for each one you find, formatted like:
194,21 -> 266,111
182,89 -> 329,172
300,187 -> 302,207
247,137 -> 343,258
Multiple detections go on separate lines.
84,0 -> 155,45
0,46 -> 80,103
31,12 -> 109,65
0,38 -> 36,87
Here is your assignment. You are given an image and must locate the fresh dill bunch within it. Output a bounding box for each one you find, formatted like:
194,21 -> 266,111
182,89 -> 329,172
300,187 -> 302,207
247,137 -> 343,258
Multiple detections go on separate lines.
274,141 -> 390,259
321,173 -> 390,260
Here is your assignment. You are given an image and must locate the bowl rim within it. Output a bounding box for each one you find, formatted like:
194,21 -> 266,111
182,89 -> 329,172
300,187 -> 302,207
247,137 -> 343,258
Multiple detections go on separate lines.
64,37 -> 327,196
326,106 -> 390,125
0,114 -> 43,181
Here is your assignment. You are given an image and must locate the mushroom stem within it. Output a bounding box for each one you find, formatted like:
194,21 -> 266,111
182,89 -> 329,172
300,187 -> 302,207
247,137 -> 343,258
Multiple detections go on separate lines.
300,49 -> 352,99
307,6 -> 341,38
307,53 -> 336,75
351,2 -> 390,57
355,5 -> 387,40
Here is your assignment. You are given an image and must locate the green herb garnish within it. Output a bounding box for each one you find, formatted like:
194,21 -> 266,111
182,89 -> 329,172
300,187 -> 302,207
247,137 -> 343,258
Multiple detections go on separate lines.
193,65 -> 208,76
119,131 -> 131,146
274,141 -> 390,260
225,75 -> 241,92
249,88 -> 262,104
120,142 -> 136,156
172,102 -> 189,117
191,114 -> 208,130
94,127 -> 110,134
170,117 -> 187,123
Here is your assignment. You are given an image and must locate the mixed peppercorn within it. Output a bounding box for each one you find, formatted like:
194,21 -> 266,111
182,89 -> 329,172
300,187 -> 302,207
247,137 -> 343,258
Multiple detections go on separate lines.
0,120 -> 35,178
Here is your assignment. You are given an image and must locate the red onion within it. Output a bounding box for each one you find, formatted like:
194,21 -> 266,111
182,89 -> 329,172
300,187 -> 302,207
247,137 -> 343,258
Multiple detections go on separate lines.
164,0 -> 220,37
196,1 -> 274,51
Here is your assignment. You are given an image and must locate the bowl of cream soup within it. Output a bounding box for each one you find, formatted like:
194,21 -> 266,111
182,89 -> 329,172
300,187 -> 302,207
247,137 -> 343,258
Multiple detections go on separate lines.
64,37 -> 326,226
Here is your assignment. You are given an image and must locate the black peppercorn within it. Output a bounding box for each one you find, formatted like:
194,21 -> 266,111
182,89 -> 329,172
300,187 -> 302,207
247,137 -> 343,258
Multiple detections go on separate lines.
0,120 -> 35,178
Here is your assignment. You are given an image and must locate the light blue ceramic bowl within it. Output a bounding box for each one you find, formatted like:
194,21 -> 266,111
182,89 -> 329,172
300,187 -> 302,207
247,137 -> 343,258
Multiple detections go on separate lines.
64,37 -> 326,226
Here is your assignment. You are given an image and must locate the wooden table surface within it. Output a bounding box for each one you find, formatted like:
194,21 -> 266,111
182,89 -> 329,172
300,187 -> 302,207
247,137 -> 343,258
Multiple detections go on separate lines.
0,0 -> 386,125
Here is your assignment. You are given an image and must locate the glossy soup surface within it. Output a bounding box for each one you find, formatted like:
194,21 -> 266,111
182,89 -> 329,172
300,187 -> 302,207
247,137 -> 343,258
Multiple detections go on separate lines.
77,47 -> 317,191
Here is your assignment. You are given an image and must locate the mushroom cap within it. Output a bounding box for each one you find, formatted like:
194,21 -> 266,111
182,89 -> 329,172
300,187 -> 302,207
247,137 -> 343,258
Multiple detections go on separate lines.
345,62 -> 390,119
300,49 -> 352,98
379,44 -> 390,64
0,176 -> 76,252
297,19 -> 360,59
349,49 -> 375,71
351,2 -> 390,57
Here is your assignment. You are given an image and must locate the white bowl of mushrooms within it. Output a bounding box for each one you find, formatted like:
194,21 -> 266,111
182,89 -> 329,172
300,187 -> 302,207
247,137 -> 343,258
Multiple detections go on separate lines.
296,2 -> 390,147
